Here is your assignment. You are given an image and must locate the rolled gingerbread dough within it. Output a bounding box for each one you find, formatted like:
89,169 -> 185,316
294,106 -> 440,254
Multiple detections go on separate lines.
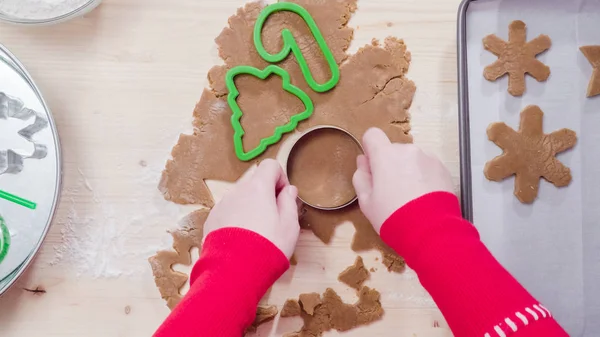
158,0 -> 415,270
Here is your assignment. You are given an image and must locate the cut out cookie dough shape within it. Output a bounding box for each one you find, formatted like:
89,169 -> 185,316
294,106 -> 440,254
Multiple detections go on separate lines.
338,256 -> 370,290
148,210 -> 278,333
580,45 -> 600,98
246,305 -> 279,334
298,293 -> 321,316
281,299 -> 302,318
484,105 -> 577,204
148,210 -> 207,309
159,0 -> 415,271
0,92 -> 48,175
483,20 -> 551,96
281,287 -> 384,337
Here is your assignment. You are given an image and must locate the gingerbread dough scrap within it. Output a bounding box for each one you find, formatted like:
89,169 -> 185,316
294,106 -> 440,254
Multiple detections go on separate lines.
246,305 -> 279,333
149,211 -> 279,331
283,287 -> 384,336
281,299 -> 302,317
580,45 -> 600,98
148,209 -> 208,309
159,0 -> 415,271
382,252 -> 406,273
299,293 -> 322,316
483,20 -> 551,96
484,105 -> 577,204
301,205 -> 406,272
338,256 -> 370,290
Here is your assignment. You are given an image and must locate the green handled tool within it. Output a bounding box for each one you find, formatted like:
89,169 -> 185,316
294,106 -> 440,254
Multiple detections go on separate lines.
0,189 -> 36,209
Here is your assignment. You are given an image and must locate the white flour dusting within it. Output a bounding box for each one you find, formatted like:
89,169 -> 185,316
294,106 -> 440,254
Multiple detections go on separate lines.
48,101 -> 197,279
0,0 -> 93,20
51,164 -> 199,278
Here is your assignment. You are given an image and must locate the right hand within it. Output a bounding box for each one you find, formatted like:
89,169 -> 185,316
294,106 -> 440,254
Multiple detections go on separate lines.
352,128 -> 454,233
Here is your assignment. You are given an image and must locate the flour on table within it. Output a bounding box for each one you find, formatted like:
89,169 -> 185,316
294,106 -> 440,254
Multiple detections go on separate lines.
0,0 -> 90,20
51,164 -> 197,278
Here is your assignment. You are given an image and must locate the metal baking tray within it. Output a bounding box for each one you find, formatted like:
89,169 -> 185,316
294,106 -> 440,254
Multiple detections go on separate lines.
458,0 -> 600,335
0,43 -> 62,296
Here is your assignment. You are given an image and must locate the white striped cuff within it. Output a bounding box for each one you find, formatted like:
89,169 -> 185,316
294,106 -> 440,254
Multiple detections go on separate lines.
483,303 -> 552,337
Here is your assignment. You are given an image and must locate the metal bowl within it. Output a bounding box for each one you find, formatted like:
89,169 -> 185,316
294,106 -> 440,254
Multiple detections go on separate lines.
0,0 -> 101,25
0,43 -> 62,295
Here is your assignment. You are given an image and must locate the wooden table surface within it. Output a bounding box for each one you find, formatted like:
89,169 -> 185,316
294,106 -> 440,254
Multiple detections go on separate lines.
0,0 -> 461,336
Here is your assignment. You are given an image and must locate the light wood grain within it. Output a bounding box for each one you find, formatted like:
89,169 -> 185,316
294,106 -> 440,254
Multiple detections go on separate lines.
0,0 -> 461,336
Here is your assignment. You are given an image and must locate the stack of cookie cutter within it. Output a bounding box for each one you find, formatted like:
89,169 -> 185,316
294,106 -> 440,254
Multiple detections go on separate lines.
0,42 -> 61,296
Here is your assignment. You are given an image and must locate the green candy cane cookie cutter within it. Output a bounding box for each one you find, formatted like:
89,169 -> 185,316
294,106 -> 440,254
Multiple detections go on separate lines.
225,2 -> 340,162
0,215 -> 10,264
253,2 -> 340,93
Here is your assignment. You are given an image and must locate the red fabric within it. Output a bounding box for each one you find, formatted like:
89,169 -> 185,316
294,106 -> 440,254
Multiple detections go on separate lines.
380,191 -> 569,337
154,227 -> 289,337
155,191 -> 569,337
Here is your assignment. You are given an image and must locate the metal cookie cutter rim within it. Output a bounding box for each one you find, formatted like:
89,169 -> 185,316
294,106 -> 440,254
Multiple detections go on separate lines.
284,125 -> 364,211
0,92 -> 49,175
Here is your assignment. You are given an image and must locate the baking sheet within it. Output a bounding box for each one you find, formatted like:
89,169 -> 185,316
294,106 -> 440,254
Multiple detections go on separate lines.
0,44 -> 60,292
463,0 -> 600,335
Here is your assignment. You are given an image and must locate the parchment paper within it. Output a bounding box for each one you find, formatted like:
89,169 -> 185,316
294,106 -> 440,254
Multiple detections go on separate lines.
466,0 -> 600,335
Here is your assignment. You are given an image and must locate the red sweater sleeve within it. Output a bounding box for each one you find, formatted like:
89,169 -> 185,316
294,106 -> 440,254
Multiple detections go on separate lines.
380,192 -> 569,337
154,227 -> 289,337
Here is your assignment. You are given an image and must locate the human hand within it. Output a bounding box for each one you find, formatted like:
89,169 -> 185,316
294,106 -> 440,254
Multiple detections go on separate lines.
352,128 -> 454,233
203,159 -> 300,259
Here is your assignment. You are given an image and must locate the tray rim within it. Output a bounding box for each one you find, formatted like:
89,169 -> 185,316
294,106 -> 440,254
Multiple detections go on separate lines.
457,0 -> 475,222
0,43 -> 63,296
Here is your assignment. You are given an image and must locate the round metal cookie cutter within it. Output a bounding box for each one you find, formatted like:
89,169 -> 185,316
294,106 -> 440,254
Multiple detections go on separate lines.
283,125 -> 364,211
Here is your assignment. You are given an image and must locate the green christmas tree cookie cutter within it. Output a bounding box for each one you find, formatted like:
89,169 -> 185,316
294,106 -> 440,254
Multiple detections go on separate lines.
225,2 -> 340,161
226,65 -> 314,162
0,215 -> 10,264
253,2 -> 340,93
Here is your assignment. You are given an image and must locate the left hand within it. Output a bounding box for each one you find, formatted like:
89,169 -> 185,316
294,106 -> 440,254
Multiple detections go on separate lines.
203,159 -> 300,259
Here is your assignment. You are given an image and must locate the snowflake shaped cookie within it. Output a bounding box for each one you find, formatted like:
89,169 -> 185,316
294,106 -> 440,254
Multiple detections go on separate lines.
484,105 -> 577,204
483,20 -> 551,96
